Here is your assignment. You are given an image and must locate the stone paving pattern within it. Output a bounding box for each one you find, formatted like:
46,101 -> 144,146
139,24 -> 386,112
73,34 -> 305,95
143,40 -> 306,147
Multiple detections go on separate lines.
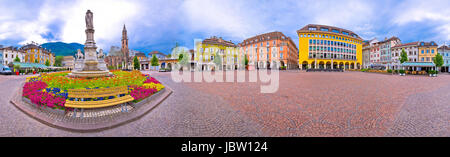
0,71 -> 448,136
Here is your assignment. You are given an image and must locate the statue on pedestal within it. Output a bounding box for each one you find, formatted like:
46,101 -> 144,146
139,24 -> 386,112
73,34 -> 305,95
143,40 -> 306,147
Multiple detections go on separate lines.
76,49 -> 84,60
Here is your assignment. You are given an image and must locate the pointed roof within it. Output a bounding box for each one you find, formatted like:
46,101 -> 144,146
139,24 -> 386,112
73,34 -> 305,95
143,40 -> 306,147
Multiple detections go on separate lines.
123,24 -> 127,31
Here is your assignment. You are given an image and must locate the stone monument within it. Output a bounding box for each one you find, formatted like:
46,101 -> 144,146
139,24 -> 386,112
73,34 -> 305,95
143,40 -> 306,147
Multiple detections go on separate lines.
68,10 -> 111,78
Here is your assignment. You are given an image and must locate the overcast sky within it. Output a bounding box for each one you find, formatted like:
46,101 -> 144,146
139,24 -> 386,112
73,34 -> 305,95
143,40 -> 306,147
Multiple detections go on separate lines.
0,0 -> 449,54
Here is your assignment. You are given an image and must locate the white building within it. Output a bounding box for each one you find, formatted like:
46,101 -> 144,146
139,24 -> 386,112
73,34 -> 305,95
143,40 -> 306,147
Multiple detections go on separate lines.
1,46 -> 26,66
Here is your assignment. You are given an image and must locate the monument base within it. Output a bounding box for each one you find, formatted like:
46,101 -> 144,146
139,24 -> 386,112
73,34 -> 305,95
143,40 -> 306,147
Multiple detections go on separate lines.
68,70 -> 113,79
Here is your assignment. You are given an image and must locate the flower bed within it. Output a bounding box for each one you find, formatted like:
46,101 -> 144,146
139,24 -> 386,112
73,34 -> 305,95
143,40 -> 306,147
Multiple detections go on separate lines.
23,70 -> 164,111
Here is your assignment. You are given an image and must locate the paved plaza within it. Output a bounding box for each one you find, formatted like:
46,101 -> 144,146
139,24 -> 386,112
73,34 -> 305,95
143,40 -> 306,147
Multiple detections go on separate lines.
0,71 -> 449,136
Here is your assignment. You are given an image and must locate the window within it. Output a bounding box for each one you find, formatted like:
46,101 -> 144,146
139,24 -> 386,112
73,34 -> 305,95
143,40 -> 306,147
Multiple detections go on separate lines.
280,46 -> 283,51
342,32 -> 349,35
309,39 -> 312,44
421,50 -> 424,54
431,49 -> 434,54
427,50 -> 429,53
308,27 -> 317,31
332,29 -> 339,33
211,55 -> 214,60
280,53 -> 283,59
320,28 -> 329,31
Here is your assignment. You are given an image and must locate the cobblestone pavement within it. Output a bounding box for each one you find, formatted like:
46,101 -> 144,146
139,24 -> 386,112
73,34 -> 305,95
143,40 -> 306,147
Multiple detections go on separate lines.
0,73 -> 263,136
0,71 -> 448,136
183,71 -> 450,136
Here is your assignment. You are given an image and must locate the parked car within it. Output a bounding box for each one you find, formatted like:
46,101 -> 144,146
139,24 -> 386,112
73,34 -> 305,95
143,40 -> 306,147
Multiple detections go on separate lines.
0,66 -> 12,75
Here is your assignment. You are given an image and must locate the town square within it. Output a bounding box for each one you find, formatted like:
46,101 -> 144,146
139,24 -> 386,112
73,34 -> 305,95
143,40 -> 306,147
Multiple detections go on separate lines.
0,0 -> 449,139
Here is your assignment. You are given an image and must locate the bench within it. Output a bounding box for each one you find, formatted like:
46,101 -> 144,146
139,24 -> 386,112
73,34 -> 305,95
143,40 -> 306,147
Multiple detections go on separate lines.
65,86 -> 134,118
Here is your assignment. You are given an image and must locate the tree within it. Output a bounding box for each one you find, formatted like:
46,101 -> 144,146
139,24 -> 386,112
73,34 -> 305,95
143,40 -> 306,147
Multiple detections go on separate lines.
178,53 -> 183,61
433,53 -> 444,72
400,49 -> 408,64
133,56 -> 140,70
34,59 -> 39,63
45,60 -> 50,66
14,56 -> 21,62
166,54 -> 172,58
54,56 -> 63,67
213,53 -> 222,70
244,55 -> 249,66
151,55 -> 159,66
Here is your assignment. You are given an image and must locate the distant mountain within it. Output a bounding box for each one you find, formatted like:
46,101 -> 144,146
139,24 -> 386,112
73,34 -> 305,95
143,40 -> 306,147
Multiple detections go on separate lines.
41,42 -> 84,57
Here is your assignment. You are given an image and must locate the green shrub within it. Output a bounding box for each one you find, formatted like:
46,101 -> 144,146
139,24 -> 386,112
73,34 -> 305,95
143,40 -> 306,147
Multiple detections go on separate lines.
387,69 -> 392,73
399,69 -> 405,74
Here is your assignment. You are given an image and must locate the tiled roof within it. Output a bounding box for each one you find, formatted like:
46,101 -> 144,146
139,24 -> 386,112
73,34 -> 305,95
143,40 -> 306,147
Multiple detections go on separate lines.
149,51 -> 166,56
135,52 -> 146,57
438,45 -> 450,50
202,36 -> 237,47
240,31 -> 297,50
392,41 -> 419,48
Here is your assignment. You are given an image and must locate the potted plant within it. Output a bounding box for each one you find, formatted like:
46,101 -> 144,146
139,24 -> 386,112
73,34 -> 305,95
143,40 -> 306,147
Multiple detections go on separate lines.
399,69 -> 406,76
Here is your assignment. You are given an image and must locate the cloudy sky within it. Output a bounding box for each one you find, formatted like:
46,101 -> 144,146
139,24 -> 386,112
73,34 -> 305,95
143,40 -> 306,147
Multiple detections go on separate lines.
0,0 -> 449,54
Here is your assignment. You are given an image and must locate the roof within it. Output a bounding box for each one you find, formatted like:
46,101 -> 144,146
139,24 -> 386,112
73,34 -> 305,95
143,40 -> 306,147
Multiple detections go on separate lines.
401,62 -> 435,67
240,31 -> 298,50
438,45 -> 450,50
11,62 -> 49,68
149,51 -> 166,56
297,24 -> 363,40
392,41 -> 419,48
135,52 -> 146,57
202,36 -> 237,47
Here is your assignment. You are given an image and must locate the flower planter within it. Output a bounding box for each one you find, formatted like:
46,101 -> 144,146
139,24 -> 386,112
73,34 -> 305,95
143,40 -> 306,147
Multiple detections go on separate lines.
16,72 -> 19,75
22,97 -> 66,115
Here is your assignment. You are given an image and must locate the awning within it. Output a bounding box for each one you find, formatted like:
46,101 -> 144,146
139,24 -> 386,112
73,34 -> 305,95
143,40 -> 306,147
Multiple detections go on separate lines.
401,62 -> 435,67
11,62 -> 49,68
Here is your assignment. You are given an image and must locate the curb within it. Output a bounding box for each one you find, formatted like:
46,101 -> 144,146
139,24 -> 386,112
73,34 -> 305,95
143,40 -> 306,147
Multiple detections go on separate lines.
10,83 -> 173,132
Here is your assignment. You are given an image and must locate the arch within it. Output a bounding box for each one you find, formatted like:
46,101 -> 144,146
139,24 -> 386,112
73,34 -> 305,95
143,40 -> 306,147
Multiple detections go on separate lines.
339,62 -> 344,69
167,63 -> 172,70
161,62 -> 166,69
301,61 -> 308,70
333,62 -> 338,69
311,61 -> 316,69
356,63 -> 361,69
319,61 -> 325,69
345,62 -> 349,70
350,63 -> 355,69
326,61 -> 332,69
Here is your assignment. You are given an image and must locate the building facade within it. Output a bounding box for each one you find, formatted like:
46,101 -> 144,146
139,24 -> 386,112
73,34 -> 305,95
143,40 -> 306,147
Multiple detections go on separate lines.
62,56 -> 75,69
297,24 -> 363,70
149,51 -> 167,60
418,41 -> 438,62
239,31 -> 298,70
105,25 -> 133,69
1,46 -> 26,66
194,36 -> 241,71
437,45 -> 449,72
19,42 -> 55,65
391,42 -> 419,69
362,38 -> 379,69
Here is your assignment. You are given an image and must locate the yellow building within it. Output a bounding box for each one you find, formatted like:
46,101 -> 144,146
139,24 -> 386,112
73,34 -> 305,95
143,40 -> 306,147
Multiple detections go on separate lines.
194,36 -> 241,70
297,24 -> 363,70
20,43 -> 55,66
417,41 -> 438,62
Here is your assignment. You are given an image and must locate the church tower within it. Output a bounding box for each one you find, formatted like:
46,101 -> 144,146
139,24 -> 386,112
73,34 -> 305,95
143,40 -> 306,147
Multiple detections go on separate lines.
121,24 -> 129,69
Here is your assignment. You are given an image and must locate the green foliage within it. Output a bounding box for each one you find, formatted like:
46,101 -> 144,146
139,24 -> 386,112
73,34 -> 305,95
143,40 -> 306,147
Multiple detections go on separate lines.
133,56 -> 140,70
151,55 -> 159,66
213,53 -> 222,69
400,49 -> 408,64
14,56 -> 21,62
13,65 -> 21,72
167,54 -> 172,58
34,59 -> 39,63
54,56 -> 63,67
399,69 -> 405,74
387,69 -> 392,73
178,53 -> 183,61
45,60 -> 50,66
360,68 -> 368,72
433,53 -> 444,67
244,55 -> 249,66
